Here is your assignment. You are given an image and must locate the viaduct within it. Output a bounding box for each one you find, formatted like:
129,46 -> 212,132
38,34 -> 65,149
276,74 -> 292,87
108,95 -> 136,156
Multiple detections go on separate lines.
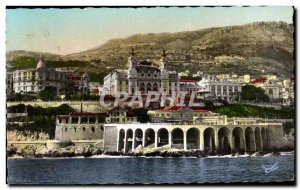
103,123 -> 284,154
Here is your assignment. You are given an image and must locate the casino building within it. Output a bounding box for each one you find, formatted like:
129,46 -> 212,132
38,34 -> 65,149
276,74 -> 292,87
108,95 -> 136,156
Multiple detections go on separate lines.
103,49 -> 180,96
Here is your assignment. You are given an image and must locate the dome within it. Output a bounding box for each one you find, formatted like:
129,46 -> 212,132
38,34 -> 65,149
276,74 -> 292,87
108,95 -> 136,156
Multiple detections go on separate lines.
36,55 -> 46,70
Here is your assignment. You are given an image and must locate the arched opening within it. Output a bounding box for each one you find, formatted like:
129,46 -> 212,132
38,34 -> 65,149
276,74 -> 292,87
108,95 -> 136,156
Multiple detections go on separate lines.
261,128 -> 267,149
125,129 -> 133,152
157,128 -> 169,147
186,128 -> 200,149
232,127 -> 244,153
82,127 -> 86,132
203,128 -> 215,151
74,127 -> 76,133
218,127 -> 231,154
139,83 -> 145,94
91,127 -> 95,133
146,83 -> 152,93
171,128 -> 184,149
118,129 -> 125,151
64,127 -> 67,132
134,128 -> 143,149
245,127 -> 256,153
153,83 -> 159,92
269,89 -> 273,98
145,128 -> 155,147
255,127 -> 263,151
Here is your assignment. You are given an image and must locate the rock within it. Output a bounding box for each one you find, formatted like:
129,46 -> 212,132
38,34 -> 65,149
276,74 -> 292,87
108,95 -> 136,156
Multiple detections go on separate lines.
7,145 -> 17,157
74,146 -> 85,155
34,145 -> 48,157
252,152 -> 261,157
91,147 -> 102,155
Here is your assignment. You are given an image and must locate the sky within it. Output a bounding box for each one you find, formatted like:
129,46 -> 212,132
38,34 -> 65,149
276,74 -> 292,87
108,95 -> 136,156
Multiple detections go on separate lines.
6,6 -> 294,55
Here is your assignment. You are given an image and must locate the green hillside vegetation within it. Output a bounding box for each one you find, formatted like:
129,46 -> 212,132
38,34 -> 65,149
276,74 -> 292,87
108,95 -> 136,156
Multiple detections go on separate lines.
7,104 -> 76,137
7,21 -> 294,79
210,104 -> 294,119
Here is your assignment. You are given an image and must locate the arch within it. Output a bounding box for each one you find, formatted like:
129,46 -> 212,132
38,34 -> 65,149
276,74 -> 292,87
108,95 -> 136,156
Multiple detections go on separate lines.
171,128 -> 184,149
153,83 -> 159,92
261,127 -> 267,149
146,83 -> 152,92
245,127 -> 256,153
269,89 -> 273,98
118,129 -> 125,151
186,128 -> 200,150
218,127 -> 231,154
125,129 -> 133,152
64,127 -> 67,132
134,128 -> 143,149
91,126 -> 95,133
139,83 -> 145,94
74,127 -> 76,133
82,127 -> 86,132
203,128 -> 215,151
157,128 -> 169,147
145,128 -> 155,147
255,127 -> 263,151
232,127 -> 244,153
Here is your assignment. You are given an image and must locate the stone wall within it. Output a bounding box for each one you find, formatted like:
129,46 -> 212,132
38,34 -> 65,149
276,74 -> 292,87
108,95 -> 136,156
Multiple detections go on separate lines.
7,101 -> 106,113
267,124 -> 284,149
55,124 -> 104,140
103,125 -> 118,151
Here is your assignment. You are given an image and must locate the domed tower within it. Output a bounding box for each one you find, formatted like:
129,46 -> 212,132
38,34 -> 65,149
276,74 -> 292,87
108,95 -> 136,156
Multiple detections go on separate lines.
127,48 -> 138,95
35,54 -> 47,92
81,73 -> 89,95
160,50 -> 170,94
160,50 -> 168,72
36,54 -> 46,70
128,48 -> 138,70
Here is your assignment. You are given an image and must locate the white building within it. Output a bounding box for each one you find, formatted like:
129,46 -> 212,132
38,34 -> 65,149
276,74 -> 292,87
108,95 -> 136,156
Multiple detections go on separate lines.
198,75 -> 243,102
102,49 -> 180,96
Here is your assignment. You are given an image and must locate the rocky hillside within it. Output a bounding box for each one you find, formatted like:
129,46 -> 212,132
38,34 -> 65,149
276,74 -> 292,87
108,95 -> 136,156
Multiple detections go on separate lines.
7,21 -> 294,80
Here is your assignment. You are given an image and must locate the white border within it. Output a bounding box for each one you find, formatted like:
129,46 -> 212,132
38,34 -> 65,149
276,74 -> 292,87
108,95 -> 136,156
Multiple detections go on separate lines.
0,0 -> 297,189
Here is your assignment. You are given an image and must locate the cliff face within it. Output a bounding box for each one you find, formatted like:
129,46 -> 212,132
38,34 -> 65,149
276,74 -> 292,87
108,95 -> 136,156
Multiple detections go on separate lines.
7,21 -> 294,78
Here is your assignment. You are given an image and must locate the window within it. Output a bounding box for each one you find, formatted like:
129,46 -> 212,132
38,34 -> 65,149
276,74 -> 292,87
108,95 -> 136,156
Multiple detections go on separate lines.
100,126 -> 104,131
91,127 -> 95,133
82,127 -> 86,132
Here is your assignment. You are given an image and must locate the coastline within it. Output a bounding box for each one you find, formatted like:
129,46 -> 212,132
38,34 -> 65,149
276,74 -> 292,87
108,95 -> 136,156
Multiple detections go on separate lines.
7,143 -> 294,160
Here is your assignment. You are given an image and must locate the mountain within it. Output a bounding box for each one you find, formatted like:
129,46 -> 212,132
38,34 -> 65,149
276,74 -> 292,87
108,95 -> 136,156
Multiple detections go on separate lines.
7,21 -> 295,81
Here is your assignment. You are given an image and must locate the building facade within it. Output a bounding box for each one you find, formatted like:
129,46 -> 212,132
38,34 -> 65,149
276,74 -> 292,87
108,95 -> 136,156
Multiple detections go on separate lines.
198,75 -> 243,102
10,55 -> 89,95
103,49 -> 180,96
12,56 -> 67,95
105,106 -> 137,123
55,112 -> 106,140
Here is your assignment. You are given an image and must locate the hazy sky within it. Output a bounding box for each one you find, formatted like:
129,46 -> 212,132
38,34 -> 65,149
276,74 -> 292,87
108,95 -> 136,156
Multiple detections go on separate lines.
6,6 -> 293,55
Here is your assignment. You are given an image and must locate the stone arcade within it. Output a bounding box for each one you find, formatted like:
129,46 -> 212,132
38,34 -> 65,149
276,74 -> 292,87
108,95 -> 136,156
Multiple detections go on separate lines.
103,123 -> 284,154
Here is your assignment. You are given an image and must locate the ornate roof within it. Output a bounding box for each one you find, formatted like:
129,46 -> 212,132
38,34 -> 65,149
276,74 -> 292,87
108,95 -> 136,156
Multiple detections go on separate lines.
36,55 -> 46,70
136,65 -> 160,73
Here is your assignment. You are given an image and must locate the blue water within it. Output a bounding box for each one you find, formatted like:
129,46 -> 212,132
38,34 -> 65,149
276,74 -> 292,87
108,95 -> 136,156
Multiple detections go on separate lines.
7,155 -> 294,184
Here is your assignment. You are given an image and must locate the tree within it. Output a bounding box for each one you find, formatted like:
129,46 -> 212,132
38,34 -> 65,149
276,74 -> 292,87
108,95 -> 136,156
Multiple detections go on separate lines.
132,108 -> 150,123
38,86 -> 57,101
241,85 -> 269,102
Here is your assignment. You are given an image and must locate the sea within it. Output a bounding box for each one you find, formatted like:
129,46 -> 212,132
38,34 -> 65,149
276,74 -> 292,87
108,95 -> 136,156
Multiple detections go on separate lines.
7,153 -> 294,185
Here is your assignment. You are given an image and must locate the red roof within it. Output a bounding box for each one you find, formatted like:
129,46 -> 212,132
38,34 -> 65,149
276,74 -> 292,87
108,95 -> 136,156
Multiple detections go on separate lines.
250,77 -> 267,84
156,106 -> 208,113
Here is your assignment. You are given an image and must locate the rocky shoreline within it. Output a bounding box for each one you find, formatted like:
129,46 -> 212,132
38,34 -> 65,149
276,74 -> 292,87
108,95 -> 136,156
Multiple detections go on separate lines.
7,144 -> 292,159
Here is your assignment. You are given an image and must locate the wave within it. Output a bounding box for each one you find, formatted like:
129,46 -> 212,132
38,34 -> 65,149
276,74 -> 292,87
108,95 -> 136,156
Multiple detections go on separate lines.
279,151 -> 294,156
